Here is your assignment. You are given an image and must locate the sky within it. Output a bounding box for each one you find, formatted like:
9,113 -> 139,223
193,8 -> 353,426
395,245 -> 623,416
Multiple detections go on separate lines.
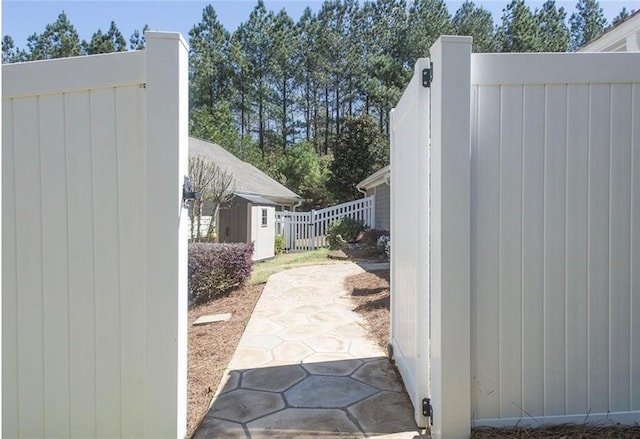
2,0 -> 638,50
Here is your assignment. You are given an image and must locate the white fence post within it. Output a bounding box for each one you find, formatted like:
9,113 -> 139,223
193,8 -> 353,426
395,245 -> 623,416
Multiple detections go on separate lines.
145,31 -> 189,438
429,36 -> 472,438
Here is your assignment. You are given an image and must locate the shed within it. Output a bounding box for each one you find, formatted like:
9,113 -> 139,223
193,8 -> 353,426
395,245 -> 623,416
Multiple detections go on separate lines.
357,165 -> 390,231
189,137 -> 302,261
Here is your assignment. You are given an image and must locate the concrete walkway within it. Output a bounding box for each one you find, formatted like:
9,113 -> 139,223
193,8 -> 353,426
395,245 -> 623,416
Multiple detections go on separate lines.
194,263 -> 422,438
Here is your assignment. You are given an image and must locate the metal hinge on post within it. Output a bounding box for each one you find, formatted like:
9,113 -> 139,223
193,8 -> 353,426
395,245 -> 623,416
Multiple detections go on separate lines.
422,63 -> 433,88
422,398 -> 433,425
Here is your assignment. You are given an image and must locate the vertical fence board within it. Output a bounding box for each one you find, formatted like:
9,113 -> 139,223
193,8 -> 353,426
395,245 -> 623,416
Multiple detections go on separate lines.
2,99 -> 19,439
609,84 -> 632,412
521,85 -> 545,417
543,85 -> 568,415
116,85 -> 146,437
499,85 -> 524,418
91,88 -> 123,437
39,94 -> 71,436
564,85 -> 590,414
13,97 -> 46,437
587,84 -> 611,414
474,85 -> 501,419
631,84 -> 640,411
65,90 -> 98,437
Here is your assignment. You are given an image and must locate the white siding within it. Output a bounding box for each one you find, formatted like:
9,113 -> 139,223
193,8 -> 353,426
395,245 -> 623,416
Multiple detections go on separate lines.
2,32 -> 189,438
251,205 -> 275,261
470,53 -> 640,426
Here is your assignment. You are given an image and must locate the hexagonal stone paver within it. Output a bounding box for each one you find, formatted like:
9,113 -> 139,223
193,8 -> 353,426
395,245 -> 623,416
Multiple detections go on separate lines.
193,418 -> 247,439
218,370 -> 241,395
304,334 -> 349,353
246,408 -> 364,438
210,389 -> 285,423
351,358 -> 404,392
302,353 -> 363,376
271,342 -> 314,362
329,323 -> 368,338
347,391 -> 417,435
241,334 -> 283,350
278,325 -> 328,341
243,319 -> 284,335
272,312 -> 310,326
285,376 -> 377,408
228,347 -> 272,370
242,365 -> 307,392
348,338 -> 385,358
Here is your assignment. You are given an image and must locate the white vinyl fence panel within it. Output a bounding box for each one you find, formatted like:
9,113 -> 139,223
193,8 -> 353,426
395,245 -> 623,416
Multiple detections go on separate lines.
470,52 -> 640,427
275,196 -> 374,251
390,38 -> 639,439
389,58 -> 431,427
2,32 -> 189,438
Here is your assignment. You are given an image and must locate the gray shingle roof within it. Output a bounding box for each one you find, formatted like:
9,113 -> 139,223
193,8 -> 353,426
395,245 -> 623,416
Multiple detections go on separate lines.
189,137 -> 301,205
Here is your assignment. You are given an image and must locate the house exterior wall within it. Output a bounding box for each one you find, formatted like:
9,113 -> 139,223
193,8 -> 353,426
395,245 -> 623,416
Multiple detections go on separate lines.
251,205 -> 276,261
2,32 -> 189,438
366,184 -> 390,231
219,197 -> 250,244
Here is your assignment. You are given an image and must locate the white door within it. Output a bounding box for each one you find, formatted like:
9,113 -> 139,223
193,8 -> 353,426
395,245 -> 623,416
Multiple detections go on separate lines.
390,58 -> 431,427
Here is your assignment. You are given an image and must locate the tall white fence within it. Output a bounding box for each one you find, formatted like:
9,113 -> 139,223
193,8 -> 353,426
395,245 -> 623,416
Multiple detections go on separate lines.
275,196 -> 375,251
390,37 -> 640,439
2,32 -> 189,438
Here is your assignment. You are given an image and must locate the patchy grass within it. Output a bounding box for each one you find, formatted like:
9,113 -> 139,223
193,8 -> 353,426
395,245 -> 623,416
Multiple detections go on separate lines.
249,248 -> 339,285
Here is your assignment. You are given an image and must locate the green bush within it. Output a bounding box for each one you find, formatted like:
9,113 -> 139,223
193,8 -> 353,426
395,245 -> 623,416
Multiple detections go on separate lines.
188,242 -> 254,305
274,234 -> 285,255
327,217 -> 367,249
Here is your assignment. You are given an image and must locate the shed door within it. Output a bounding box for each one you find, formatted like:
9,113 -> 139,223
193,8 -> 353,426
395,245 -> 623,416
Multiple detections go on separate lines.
390,58 -> 432,427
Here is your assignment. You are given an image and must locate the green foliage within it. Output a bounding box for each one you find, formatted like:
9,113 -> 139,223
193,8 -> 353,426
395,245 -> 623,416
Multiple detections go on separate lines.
535,1 -> 570,52
328,115 -> 388,203
82,21 -> 127,55
274,235 -> 285,255
570,0 -> 607,50
453,1 -> 497,53
2,35 -> 27,64
26,11 -> 82,60
611,7 -> 632,27
496,0 -> 539,52
129,25 -> 149,50
407,0 -> 454,61
327,217 -> 367,249
275,142 -> 331,207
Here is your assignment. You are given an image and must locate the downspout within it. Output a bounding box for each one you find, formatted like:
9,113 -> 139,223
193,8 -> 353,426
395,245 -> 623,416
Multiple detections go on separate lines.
292,199 -> 303,212
356,185 -> 367,197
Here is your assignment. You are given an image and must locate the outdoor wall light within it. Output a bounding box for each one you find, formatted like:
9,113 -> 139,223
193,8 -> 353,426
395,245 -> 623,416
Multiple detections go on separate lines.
183,175 -> 201,208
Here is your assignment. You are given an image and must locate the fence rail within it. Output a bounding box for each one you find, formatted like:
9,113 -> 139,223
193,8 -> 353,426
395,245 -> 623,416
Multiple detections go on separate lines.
275,196 -> 375,252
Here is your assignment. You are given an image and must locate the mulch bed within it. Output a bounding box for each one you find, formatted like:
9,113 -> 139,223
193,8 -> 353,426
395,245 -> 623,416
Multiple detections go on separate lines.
328,243 -> 388,262
187,284 -> 264,438
343,268 -> 640,439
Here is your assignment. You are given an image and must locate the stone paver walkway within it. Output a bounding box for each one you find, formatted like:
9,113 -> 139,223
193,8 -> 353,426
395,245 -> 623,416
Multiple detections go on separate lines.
194,263 -> 423,438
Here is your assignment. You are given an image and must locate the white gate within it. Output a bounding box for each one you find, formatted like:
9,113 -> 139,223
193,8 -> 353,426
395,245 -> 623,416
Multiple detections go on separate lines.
389,58 -> 431,427
3,32 -> 189,438
391,36 -> 640,438
275,196 -> 375,251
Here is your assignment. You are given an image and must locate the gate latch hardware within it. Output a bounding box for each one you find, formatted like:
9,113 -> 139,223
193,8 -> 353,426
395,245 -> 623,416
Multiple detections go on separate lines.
422,64 -> 433,88
422,398 -> 433,425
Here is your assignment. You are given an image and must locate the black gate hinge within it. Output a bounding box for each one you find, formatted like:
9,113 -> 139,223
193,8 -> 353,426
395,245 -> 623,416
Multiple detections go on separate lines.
422,63 -> 433,88
422,398 -> 433,425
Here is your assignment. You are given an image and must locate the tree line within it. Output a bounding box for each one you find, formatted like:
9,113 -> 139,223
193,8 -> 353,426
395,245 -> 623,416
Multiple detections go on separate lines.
2,0 -> 632,207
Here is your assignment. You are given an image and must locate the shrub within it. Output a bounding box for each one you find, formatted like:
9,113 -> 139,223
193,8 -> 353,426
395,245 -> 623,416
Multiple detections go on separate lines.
359,229 -> 389,248
377,235 -> 390,258
327,217 -> 367,249
188,242 -> 254,304
274,234 -> 285,255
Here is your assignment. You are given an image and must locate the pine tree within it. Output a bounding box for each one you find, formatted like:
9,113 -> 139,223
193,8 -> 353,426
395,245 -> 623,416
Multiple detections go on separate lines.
2,35 -> 27,63
535,1 -> 570,52
569,0 -> 607,50
82,21 -> 127,54
611,7 -> 632,27
496,0 -> 538,52
407,0 -> 454,61
453,1 -> 496,52
129,25 -> 149,50
26,11 -> 82,60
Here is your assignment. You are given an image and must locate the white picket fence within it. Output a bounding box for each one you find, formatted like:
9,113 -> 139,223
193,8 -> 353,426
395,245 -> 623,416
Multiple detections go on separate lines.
275,196 -> 375,251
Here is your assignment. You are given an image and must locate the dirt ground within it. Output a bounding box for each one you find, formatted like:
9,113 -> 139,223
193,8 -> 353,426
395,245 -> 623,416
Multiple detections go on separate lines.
186,284 -> 264,438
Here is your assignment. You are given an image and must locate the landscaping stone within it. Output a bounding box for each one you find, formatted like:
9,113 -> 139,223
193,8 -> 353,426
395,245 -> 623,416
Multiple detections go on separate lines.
193,313 -> 232,326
